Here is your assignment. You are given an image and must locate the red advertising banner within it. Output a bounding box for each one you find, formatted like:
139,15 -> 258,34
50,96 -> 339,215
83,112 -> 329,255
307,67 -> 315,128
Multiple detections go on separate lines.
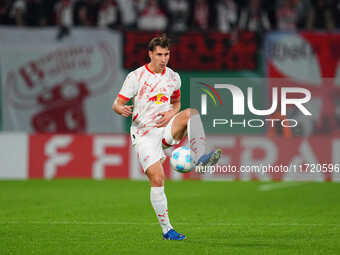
28,134 -> 130,179
124,31 -> 258,71
128,135 -> 340,182
187,136 -> 340,182
20,133 -> 340,181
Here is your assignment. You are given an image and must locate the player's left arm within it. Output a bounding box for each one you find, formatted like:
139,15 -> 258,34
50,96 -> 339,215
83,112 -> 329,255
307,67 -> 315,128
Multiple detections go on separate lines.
155,94 -> 181,128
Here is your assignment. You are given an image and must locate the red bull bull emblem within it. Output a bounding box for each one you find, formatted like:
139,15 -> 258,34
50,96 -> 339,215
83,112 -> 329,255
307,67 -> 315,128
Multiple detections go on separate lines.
148,93 -> 169,104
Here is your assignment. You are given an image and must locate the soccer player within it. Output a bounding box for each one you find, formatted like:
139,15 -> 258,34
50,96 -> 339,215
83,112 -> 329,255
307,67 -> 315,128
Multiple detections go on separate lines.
112,34 -> 221,240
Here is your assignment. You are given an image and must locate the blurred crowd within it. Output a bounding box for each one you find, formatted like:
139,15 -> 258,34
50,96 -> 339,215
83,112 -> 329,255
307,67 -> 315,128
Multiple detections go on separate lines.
0,0 -> 340,32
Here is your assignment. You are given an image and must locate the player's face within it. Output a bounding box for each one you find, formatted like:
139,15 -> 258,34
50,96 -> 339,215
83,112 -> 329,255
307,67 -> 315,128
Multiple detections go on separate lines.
149,46 -> 170,72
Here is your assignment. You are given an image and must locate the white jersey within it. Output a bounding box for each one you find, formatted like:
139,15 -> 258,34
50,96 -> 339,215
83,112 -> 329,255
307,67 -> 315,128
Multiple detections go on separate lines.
118,64 -> 181,137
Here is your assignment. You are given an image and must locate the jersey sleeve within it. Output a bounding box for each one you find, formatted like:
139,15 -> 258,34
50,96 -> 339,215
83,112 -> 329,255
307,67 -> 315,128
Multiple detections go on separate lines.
118,72 -> 138,100
171,72 -> 181,100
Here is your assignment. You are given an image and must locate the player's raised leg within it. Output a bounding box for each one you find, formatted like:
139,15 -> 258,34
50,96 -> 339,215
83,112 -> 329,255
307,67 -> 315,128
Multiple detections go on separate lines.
146,161 -> 186,240
170,108 -> 221,167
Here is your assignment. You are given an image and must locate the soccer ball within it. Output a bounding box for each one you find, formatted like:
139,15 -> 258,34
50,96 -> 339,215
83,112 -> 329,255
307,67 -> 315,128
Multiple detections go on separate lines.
170,146 -> 194,173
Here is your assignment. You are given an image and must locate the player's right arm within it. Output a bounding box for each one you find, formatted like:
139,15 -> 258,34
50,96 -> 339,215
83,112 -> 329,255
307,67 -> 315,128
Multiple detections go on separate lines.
112,96 -> 133,117
112,72 -> 137,118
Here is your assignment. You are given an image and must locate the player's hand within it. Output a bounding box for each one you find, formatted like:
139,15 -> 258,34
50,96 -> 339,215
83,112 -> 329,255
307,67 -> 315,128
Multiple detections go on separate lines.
121,105 -> 133,117
156,111 -> 174,128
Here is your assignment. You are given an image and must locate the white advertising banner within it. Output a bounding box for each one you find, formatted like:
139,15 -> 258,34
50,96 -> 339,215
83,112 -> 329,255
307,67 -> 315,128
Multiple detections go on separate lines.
0,27 -> 124,133
0,133 -> 27,179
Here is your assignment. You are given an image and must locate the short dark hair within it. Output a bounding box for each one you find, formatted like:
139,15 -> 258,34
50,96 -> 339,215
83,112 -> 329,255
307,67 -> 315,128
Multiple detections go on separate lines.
148,34 -> 170,51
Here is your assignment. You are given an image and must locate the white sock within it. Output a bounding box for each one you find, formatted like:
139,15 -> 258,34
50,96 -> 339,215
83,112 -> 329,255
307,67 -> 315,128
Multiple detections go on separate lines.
188,113 -> 207,163
150,186 -> 173,234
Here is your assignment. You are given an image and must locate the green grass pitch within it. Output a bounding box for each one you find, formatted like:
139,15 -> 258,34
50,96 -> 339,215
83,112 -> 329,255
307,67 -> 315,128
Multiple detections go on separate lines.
0,179 -> 339,255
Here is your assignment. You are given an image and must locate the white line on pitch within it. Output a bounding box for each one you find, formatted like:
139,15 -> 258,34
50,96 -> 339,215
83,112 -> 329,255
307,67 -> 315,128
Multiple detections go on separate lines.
258,182 -> 304,191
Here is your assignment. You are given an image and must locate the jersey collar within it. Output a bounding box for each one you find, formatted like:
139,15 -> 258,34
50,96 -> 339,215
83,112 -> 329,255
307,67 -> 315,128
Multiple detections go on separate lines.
145,64 -> 166,76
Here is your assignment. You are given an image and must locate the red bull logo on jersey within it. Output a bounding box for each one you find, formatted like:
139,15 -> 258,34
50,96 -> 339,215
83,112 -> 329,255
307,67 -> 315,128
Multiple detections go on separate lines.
148,93 -> 169,104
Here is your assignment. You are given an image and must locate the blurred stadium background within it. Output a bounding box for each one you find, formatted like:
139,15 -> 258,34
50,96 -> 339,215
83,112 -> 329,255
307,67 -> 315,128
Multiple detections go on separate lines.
1,0 -> 340,181
0,0 -> 340,254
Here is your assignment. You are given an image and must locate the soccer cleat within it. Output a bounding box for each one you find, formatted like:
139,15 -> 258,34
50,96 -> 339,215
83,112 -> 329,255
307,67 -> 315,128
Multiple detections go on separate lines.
163,229 -> 187,240
195,148 -> 222,167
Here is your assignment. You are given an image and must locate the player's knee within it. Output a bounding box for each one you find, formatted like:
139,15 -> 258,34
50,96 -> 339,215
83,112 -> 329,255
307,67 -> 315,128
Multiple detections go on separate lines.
180,108 -> 199,126
182,108 -> 195,121
184,108 -> 191,122
189,108 -> 199,116
183,108 -> 199,122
